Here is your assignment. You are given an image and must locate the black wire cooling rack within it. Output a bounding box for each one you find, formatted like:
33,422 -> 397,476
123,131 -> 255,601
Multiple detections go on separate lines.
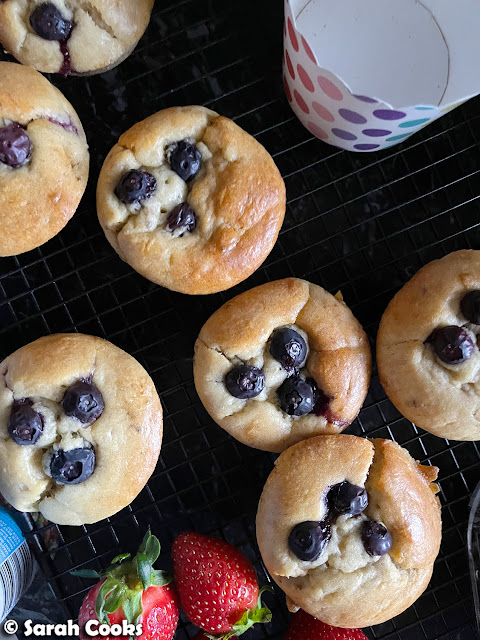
1,1 -> 479,638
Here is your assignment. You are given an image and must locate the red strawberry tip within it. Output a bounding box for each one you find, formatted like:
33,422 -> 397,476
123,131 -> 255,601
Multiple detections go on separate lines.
203,586 -> 273,640
285,609 -> 368,640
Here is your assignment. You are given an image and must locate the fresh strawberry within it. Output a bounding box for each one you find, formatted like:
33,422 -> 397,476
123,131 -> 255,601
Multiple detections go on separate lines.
172,531 -> 271,639
76,531 -> 179,640
285,610 -> 368,640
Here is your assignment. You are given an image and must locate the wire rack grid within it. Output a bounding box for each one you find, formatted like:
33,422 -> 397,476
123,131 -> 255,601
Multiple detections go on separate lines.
0,0 -> 479,639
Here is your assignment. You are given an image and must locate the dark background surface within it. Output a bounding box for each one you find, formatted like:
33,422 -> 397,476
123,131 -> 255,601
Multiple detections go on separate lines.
1,0 -> 479,638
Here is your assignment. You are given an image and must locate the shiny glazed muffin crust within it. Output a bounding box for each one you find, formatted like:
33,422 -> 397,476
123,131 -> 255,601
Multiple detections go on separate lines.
194,278 -> 371,452
0,334 -> 163,526
256,435 -> 442,628
96,106 -> 286,295
0,0 -> 154,75
0,62 -> 89,256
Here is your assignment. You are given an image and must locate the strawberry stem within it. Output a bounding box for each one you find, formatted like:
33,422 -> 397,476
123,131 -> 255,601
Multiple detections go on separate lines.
204,586 -> 273,640
78,530 -> 172,625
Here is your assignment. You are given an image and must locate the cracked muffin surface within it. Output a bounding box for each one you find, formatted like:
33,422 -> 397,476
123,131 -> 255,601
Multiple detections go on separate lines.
96,106 -> 286,295
0,0 -> 154,75
0,62 -> 89,256
0,333 -> 163,526
377,249 -> 480,441
193,278 -> 371,452
256,435 -> 442,628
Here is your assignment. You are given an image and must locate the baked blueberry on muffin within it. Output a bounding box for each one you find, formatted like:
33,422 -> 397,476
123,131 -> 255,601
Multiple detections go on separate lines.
256,435 -> 442,628
0,62 -> 89,256
377,249 -> 480,441
193,278 -> 371,452
0,0 -> 154,75
0,334 -> 163,525
96,106 -> 286,295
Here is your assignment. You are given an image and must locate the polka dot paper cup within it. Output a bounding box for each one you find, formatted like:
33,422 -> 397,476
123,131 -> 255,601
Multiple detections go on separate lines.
284,0 -> 480,152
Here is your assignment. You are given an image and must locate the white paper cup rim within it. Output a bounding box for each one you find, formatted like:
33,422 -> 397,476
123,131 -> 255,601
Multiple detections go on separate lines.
288,0 -> 480,110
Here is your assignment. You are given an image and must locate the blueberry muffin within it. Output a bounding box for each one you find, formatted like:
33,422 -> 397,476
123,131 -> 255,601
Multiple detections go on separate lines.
256,435 -> 442,628
0,333 -> 163,526
0,62 -> 89,256
193,278 -> 371,452
96,106 -> 286,295
0,0 -> 154,75
377,250 -> 480,441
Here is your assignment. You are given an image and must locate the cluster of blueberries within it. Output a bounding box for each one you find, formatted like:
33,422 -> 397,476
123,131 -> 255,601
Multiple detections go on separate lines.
115,140 -> 201,235
7,381 -> 103,485
427,291 -> 480,364
225,327 -> 329,418
289,480 -> 392,561
226,290 -> 480,417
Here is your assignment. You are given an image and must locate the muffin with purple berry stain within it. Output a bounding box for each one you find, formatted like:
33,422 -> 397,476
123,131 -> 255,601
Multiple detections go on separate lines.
193,278 -> 371,452
377,249 -> 480,441
256,434 -> 442,628
0,61 -> 89,256
96,106 -> 286,294
0,0 -> 154,76
0,334 -> 163,525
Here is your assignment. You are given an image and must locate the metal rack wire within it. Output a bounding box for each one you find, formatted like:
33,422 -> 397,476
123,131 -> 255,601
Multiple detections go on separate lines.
0,0 -> 479,638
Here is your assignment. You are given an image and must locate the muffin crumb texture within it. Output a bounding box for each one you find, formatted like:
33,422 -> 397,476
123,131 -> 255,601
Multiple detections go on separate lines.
377,249 -> 480,441
0,62 -> 89,256
194,278 -> 371,452
256,435 -> 442,628
97,106 -> 286,294
0,0 -> 155,74
0,334 -> 163,526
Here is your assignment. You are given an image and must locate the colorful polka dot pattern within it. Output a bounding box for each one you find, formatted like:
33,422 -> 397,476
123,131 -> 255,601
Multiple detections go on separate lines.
312,102 -> 334,122
339,109 -> 367,124
298,65 -> 314,92
283,1 -> 445,152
